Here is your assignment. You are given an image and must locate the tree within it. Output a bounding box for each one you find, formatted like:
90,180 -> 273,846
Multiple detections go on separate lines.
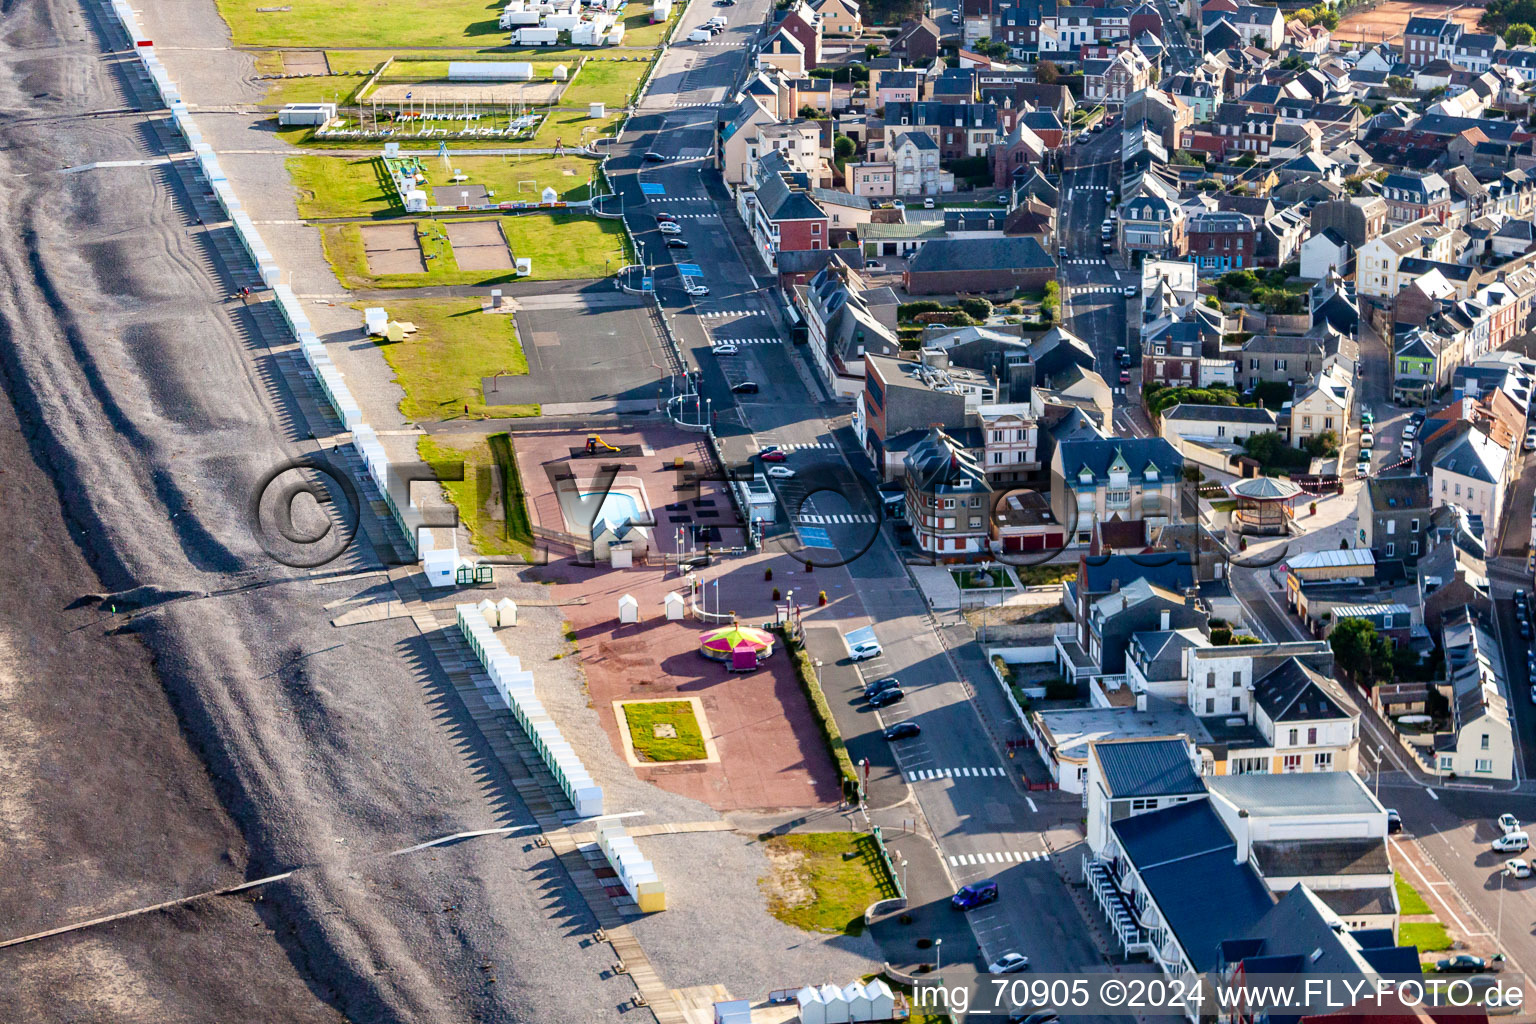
1037,60 -> 1060,85
1302,430 -> 1338,458
1386,75 -> 1413,96
1329,617 -> 1379,685
798,104 -> 824,119
833,134 -> 856,165
864,42 -> 883,60
1316,7 -> 1338,30
1171,148 -> 1204,167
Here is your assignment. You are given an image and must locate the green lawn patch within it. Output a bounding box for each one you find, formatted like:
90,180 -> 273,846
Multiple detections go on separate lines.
1399,921 -> 1452,952
618,9 -> 678,47
252,50 -> 286,74
321,218 -> 521,289
418,431 -> 534,559
287,156 -> 398,219
364,297 -> 537,420
560,57 -> 650,107
500,213 -> 628,279
435,153 -> 598,202
215,0 -> 506,48
528,108 -> 624,149
953,567 -> 1011,590
760,833 -> 899,936
259,75 -> 359,107
1395,872 -> 1432,915
622,700 -> 708,762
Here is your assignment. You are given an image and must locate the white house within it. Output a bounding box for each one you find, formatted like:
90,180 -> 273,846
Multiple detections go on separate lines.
1431,427 -> 1509,537
1435,605 -> 1514,780
1300,227 -> 1350,282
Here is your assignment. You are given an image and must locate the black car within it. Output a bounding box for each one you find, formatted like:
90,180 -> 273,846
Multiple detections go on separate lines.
1521,619 -> 1532,641
1009,1014 -> 1059,1024
731,381 -> 759,394
643,151 -> 665,162
666,238 -> 689,248
883,721 -> 921,740
868,687 -> 905,708
864,676 -> 901,698
1387,809 -> 1402,834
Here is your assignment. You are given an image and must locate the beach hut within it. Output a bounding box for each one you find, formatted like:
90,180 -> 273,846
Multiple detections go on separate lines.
663,591 -> 685,620
797,986 -> 828,1024
552,63 -> 569,80
497,597 -> 517,626
618,593 -> 639,623
861,978 -> 895,1020
819,984 -> 851,1024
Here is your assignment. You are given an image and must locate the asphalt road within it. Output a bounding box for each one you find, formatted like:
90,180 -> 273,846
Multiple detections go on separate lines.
605,18 -> 1122,993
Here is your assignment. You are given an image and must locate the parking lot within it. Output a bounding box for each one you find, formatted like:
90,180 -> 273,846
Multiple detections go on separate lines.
493,295 -> 671,408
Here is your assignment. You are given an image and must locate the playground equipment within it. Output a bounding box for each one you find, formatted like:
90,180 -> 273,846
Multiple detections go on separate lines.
586,435 -> 620,454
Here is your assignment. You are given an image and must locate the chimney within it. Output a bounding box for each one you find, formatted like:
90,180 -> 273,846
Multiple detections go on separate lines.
1111,578 -> 1120,593
1160,608 -> 1171,630
1233,809 -> 1251,864
1135,690 -> 1148,712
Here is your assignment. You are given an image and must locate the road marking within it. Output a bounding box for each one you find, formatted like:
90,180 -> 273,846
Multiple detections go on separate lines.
1428,788 -> 1439,800
1026,796 -> 1038,813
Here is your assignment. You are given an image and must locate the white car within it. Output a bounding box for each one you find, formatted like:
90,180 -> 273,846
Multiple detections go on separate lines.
1401,440 -> 1415,459
1356,459 -> 1371,477
988,953 -> 1031,974
686,285 -> 710,296
657,222 -> 682,235
1499,813 -> 1521,835
1507,858 -> 1532,879
1359,432 -> 1373,449
1403,423 -> 1417,440
1525,428 -> 1536,452
849,639 -> 883,660
1494,831 -> 1530,853
765,465 -> 796,479
712,344 -> 739,355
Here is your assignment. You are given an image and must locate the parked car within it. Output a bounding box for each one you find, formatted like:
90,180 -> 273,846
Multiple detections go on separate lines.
868,687 -> 905,708
657,221 -> 682,235
951,880 -> 999,910
1361,408 -> 1374,425
1101,239 -> 1113,253
1499,813 -> 1521,834
765,465 -> 795,479
1492,831 -> 1529,853
1387,809 -> 1402,834
1360,432 -> 1374,449
1410,410 -> 1426,426
892,199 -> 905,209
1521,618 -> 1532,641
1524,427 -> 1536,452
731,380 -> 759,394
883,721 -> 921,740
666,238 -> 689,248
924,197 -> 935,208
987,953 -> 1031,974
686,284 -> 709,296
711,343 -> 739,356
849,639 -> 883,661
758,448 -> 787,462
1402,422 -> 1416,440
1356,458 -> 1371,478
864,676 -> 901,698
1401,440 -> 1415,459
1058,246 -> 1068,259
1507,858 -> 1532,878
1436,955 -> 1490,974
1119,370 -> 1131,385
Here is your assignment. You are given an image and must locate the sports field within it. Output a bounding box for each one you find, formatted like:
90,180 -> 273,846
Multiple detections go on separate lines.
1334,0 -> 1486,45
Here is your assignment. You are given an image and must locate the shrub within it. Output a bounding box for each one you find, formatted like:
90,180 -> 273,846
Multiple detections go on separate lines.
956,296 -> 993,320
898,300 -> 944,321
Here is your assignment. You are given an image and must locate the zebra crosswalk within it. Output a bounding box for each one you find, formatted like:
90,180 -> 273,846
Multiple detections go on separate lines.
711,336 -> 778,345
700,309 -> 759,318
797,513 -> 877,525
1064,257 -> 1106,265
648,196 -> 712,204
948,850 -> 1050,867
757,441 -> 837,453
905,766 -> 1007,781
656,212 -> 719,220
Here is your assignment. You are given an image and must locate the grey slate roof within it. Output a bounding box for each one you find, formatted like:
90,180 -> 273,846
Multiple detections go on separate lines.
1161,403 -> 1276,425
907,235 -> 1054,273
1112,800 -> 1275,972
1250,838 -> 1390,878
1252,657 -> 1351,723
1092,737 -> 1204,798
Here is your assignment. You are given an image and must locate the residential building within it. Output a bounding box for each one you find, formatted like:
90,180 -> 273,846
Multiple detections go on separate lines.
882,101 -> 1001,161
1300,228 -> 1350,282
1052,437 -> 1182,544
747,154 -> 831,270
1310,195 -> 1388,250
1354,218 -> 1454,301
888,16 -> 941,63
1201,1 -> 1284,50
1083,47 -> 1153,108
1380,171 -> 1452,227
1431,427 -> 1509,536
1185,209 -> 1259,272
843,161 -> 895,198
1119,176 -> 1187,258
1357,476 -> 1432,566
887,130 -> 945,196
1159,404 -> 1277,465
1290,363 -> 1352,449
1141,323 -> 1202,387
904,428 -> 992,560
809,0 -> 861,36
1435,605 -> 1513,780
1403,15 -> 1458,69
776,1 -> 823,69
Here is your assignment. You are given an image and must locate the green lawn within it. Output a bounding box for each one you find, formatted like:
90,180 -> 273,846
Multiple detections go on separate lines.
365,297 -> 536,420
259,75 -> 361,107
321,218 -> 523,289
502,213 -> 627,278
418,431 -> 534,558
287,156 -> 399,219
1396,872 -> 1432,915
528,108 -> 624,149
953,568 -> 1010,590
252,50 -> 286,74
618,9 -> 677,47
761,833 -> 899,936
435,153 -> 599,202
215,0 -> 506,48
559,57 -> 650,107
1013,564 -> 1078,587
622,700 -> 708,762
1399,922 -> 1453,952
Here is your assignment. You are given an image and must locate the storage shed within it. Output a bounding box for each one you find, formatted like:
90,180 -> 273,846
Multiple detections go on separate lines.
448,61 -> 534,81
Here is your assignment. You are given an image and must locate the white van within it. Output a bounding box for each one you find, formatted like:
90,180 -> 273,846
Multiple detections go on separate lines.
1493,831 -> 1530,853
687,28 -> 710,41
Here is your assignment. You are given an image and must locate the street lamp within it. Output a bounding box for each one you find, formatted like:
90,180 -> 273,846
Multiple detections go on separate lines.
934,937 -> 942,978
897,852 -> 908,896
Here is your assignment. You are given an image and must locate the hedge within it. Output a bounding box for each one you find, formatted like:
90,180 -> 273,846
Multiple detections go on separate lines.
782,628 -> 860,798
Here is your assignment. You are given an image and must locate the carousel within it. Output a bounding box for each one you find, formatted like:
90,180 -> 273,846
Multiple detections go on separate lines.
697,624 -> 776,671
1225,475 -> 1303,535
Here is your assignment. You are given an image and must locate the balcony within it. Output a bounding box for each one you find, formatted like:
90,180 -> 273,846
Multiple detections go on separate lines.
1084,856 -> 1151,957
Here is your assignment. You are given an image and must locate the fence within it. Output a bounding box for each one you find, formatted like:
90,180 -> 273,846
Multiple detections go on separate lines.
105,0 -> 464,587
456,603 -> 604,816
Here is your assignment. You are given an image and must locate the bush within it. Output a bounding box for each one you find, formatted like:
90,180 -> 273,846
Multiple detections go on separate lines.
913,311 -> 976,326
898,300 -> 944,321
956,296 -> 993,321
